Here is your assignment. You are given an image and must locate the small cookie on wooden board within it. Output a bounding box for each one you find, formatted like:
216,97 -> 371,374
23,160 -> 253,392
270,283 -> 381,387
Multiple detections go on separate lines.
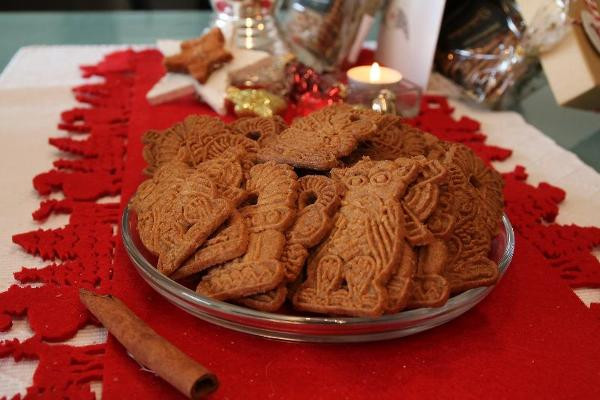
163,27 -> 233,83
258,104 -> 379,170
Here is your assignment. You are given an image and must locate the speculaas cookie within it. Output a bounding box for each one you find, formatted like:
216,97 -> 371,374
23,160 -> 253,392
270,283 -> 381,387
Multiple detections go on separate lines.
384,243 -> 417,313
196,162 -> 298,301
141,123 -> 186,175
194,153 -> 248,206
181,115 -> 232,165
237,285 -> 287,313
238,174 -> 343,311
293,158 -> 420,317
132,162 -> 234,276
378,157 -> 448,312
439,143 -> 504,294
229,116 -> 287,148
281,175 -> 344,281
352,115 -> 428,162
164,27 -> 233,83
141,115 -> 260,178
171,211 -> 248,281
445,143 -> 504,238
258,104 -> 379,170
401,157 -> 447,246
407,239 -> 450,309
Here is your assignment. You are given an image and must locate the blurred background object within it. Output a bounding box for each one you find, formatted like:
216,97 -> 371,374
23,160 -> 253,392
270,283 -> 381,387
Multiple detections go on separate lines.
277,0 -> 379,71
0,0 -> 212,11
376,0 -> 445,91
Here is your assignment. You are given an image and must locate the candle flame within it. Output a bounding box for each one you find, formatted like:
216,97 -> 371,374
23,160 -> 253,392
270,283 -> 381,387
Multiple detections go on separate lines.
370,62 -> 381,82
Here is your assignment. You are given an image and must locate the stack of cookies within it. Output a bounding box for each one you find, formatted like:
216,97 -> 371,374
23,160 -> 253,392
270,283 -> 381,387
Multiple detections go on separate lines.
132,104 -> 504,317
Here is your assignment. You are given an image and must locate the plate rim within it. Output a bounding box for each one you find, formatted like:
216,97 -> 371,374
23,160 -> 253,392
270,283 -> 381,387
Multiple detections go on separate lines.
121,204 -> 515,328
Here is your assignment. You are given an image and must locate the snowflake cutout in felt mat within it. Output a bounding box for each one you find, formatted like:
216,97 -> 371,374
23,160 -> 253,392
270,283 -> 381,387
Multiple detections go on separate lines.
0,50 -> 142,399
0,50 -> 599,400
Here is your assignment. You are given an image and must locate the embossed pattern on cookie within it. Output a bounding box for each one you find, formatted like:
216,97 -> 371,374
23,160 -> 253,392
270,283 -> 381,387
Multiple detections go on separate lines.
230,116 -> 287,148
171,211 -> 249,281
132,162 -> 234,276
196,162 -> 298,301
141,123 -> 186,175
239,175 -> 344,311
237,285 -> 287,312
401,157 -> 447,246
440,143 -> 503,293
293,158 -> 420,317
194,154 -> 248,206
385,243 -> 417,313
407,239 -> 450,308
354,115 -> 428,162
257,104 -> 379,170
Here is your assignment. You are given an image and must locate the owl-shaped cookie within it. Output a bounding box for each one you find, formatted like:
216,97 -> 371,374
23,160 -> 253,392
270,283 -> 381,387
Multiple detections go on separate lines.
293,158 -> 421,317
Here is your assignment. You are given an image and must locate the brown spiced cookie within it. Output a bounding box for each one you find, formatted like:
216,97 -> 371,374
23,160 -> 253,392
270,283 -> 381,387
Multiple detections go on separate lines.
141,123 -> 186,175
229,116 -> 288,148
407,239 -> 450,308
352,115 -> 429,162
196,162 -> 299,301
238,174 -> 344,311
293,158 -> 421,317
384,243 -> 417,313
181,115 -> 260,167
171,211 -> 249,281
164,27 -> 233,83
193,154 -> 248,207
439,143 -> 504,294
141,115 -> 260,178
444,143 -> 504,238
237,285 -> 287,313
257,104 -> 379,170
401,157 -> 447,246
132,162 -> 234,276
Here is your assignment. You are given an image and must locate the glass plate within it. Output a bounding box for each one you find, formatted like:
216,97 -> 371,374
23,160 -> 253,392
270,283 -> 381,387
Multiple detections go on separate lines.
121,205 -> 514,343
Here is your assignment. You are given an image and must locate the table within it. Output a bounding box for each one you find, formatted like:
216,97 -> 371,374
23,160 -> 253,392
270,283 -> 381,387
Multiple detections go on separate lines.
0,11 -> 598,172
0,11 -> 599,399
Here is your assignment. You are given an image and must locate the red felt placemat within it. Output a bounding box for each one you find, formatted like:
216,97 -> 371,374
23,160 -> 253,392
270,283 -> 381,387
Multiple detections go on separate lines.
1,49 -> 599,400
101,51 -> 600,399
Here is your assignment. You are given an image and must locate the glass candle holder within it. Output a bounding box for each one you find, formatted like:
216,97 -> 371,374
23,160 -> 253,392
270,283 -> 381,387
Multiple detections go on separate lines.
209,0 -> 286,53
346,63 -> 422,117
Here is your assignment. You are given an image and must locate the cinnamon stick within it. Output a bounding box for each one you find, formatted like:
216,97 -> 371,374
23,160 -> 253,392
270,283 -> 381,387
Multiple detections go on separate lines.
79,289 -> 218,399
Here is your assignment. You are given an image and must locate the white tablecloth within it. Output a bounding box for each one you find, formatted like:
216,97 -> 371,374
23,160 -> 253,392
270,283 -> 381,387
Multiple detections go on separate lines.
0,46 -> 599,399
